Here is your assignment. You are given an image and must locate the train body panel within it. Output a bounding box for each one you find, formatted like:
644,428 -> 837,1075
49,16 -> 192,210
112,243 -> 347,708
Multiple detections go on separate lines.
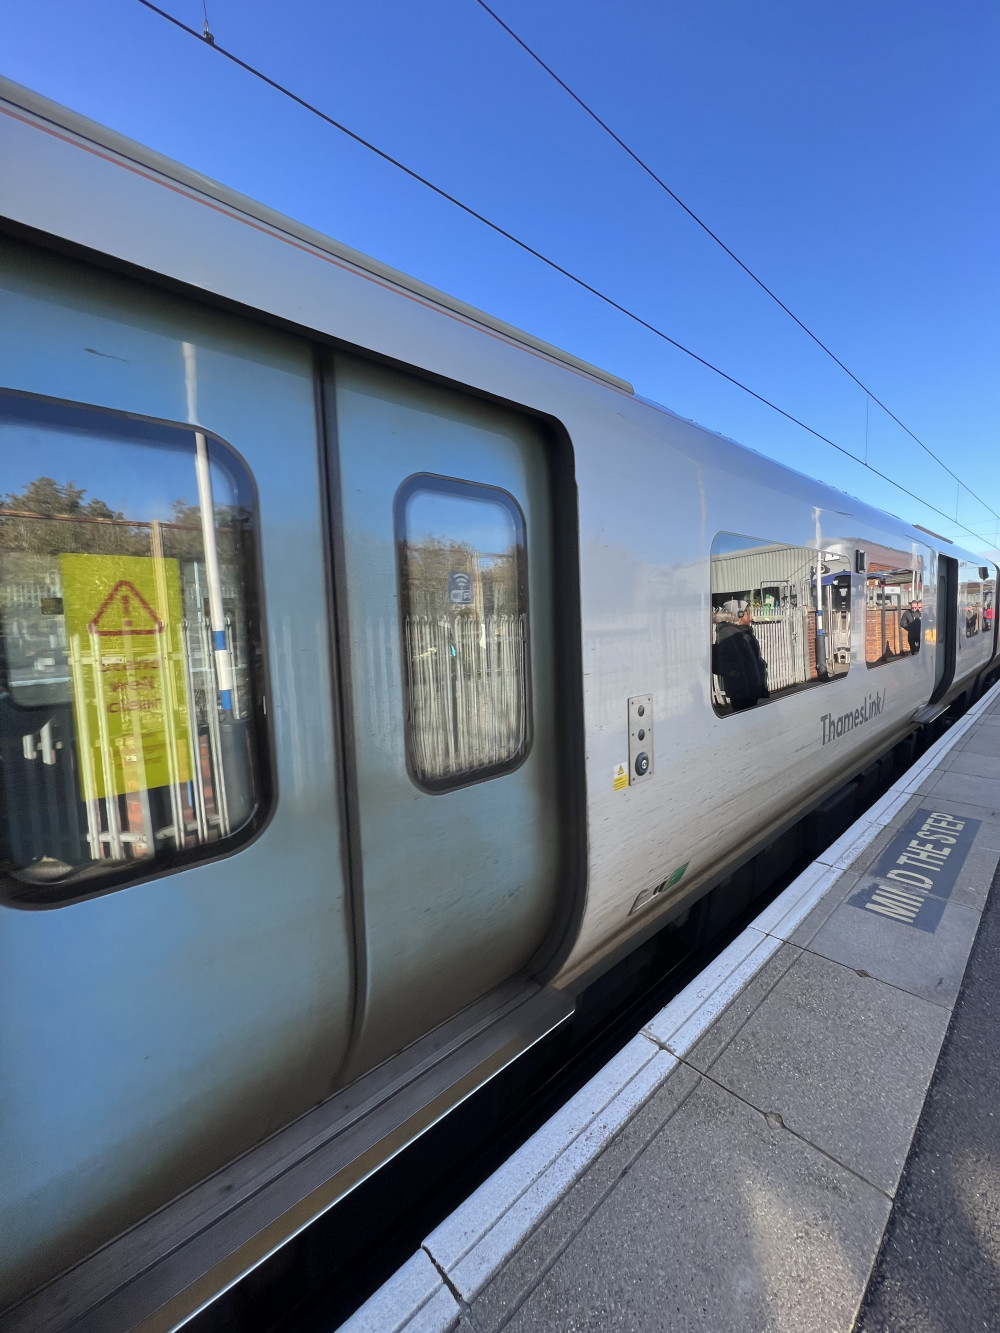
1,79 -> 997,1318
566,433 -> 938,974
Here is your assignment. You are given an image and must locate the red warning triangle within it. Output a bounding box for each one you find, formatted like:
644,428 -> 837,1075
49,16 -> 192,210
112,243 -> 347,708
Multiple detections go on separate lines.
88,580 -> 164,637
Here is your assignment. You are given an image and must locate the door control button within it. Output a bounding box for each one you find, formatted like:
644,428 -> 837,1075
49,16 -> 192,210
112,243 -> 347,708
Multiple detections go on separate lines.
627,695 -> 653,785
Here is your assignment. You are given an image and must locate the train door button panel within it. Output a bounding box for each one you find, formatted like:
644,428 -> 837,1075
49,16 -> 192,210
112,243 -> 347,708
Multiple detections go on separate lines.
628,694 -> 654,785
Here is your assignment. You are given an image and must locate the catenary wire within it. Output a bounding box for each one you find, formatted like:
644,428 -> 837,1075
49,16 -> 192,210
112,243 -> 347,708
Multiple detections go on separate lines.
133,0 -> 997,551
472,0 -> 1000,533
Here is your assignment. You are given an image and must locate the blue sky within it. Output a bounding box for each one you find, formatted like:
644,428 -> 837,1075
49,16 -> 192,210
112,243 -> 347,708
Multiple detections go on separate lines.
5,0 -> 998,550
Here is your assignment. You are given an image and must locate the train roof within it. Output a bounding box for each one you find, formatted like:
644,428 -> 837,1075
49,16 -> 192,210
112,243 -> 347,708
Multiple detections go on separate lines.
0,76 -> 632,396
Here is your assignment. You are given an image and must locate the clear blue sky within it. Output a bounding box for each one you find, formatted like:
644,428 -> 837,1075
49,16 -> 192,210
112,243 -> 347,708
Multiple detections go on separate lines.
5,0 -> 999,551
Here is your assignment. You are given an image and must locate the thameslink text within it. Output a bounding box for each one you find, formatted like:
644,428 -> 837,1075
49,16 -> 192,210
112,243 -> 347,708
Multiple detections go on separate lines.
820,690 -> 886,745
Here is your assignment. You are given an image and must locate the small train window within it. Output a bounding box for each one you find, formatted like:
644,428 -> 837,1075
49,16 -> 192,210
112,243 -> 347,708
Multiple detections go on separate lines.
865,564 -> 923,666
395,474 -> 530,791
0,390 -> 269,905
711,533 -> 851,716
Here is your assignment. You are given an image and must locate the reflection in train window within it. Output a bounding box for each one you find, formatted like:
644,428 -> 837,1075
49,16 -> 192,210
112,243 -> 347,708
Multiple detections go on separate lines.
958,561 -> 994,641
710,533 -> 851,716
395,474 -> 530,790
0,390 -> 268,904
866,564 -> 923,666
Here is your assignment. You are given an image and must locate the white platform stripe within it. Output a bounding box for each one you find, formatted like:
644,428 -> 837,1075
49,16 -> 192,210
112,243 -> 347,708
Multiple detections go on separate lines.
815,818 -> 878,870
424,1034 -> 661,1272
335,1250 -> 458,1333
641,927 -> 778,1052
445,1050 -> 676,1299
751,862 -> 843,940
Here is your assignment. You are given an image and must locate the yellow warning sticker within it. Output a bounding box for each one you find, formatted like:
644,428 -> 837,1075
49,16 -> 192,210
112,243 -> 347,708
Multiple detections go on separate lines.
613,762 -> 628,792
60,554 -> 193,800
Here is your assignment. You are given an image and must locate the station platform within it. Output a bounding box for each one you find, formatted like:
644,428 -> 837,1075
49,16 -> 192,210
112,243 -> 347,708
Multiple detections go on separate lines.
339,684 -> 1000,1333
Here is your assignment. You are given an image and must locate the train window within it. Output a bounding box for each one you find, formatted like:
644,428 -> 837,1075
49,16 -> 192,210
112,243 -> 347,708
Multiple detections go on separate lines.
711,533 -> 851,716
866,564 -> 923,666
0,390 -> 268,905
395,474 -> 530,790
958,561 -> 993,640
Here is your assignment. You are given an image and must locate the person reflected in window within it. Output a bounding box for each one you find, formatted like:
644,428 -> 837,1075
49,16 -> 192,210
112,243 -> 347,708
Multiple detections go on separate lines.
901,599 -> 922,654
713,599 -> 769,712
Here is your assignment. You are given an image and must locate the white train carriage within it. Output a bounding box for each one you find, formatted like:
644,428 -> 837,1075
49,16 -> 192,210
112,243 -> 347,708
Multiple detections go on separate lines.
1,78 -> 996,1329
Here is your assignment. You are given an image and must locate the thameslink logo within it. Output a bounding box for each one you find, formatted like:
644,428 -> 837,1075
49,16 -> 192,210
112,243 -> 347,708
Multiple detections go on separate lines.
820,690 -> 886,745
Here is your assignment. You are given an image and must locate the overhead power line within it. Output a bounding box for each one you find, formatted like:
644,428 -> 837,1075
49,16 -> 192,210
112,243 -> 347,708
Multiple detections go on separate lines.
473,0 -> 1000,535
134,0 -> 997,551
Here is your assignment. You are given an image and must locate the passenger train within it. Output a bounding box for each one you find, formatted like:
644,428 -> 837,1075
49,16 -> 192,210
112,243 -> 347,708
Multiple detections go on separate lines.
1,78 -> 996,1330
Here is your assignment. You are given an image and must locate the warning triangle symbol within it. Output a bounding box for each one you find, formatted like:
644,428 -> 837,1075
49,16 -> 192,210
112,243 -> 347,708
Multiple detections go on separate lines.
88,580 -> 164,637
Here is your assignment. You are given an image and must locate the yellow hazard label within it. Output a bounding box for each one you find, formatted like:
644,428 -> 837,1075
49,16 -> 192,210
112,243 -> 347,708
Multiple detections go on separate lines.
61,554 -> 193,800
613,762 -> 628,792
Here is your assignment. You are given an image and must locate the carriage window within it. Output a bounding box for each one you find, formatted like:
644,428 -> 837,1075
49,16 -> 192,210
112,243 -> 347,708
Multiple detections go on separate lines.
982,572 -> 996,638
710,533 -> 851,716
958,562 -> 993,641
395,474 -> 530,790
0,391 -> 267,905
866,564 -> 923,666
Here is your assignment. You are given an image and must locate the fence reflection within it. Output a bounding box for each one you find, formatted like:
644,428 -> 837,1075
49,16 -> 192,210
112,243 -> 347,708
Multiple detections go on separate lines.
404,612 -> 528,783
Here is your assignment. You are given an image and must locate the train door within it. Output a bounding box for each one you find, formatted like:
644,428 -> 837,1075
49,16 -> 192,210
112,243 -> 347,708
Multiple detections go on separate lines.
327,354 -> 566,1075
931,554 -> 957,703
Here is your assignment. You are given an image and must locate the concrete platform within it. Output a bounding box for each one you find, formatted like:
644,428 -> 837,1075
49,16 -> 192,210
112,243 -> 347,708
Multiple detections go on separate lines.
338,684 -> 1000,1333
855,853 -> 1000,1331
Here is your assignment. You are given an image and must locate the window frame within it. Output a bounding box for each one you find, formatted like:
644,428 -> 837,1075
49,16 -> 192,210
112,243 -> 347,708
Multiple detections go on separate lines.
0,387 -> 274,909
393,471 -> 532,794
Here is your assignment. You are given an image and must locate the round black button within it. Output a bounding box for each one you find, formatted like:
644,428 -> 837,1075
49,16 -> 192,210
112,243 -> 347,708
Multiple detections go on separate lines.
634,751 -> 649,776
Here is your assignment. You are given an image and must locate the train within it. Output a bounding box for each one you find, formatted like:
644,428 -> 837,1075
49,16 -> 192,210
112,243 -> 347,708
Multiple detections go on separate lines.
1,76 -> 997,1330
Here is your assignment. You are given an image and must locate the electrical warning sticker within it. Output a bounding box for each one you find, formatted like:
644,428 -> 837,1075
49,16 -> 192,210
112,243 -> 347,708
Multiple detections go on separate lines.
613,762 -> 628,792
60,553 -> 193,800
